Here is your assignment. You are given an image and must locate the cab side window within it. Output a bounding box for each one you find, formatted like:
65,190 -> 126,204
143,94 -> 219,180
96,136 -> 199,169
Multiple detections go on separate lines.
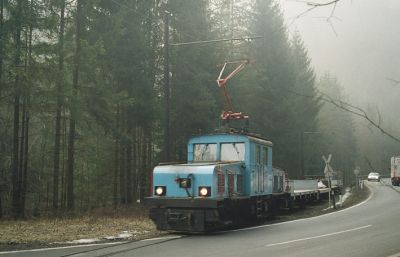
255,145 -> 261,164
263,147 -> 268,165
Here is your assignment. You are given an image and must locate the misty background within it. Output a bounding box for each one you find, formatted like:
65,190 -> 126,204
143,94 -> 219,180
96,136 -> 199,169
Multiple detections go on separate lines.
279,0 -> 400,174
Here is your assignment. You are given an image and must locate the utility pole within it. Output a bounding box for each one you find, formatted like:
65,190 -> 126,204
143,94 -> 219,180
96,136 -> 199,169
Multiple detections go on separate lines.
300,132 -> 304,179
230,0 -> 234,58
163,10 -> 171,161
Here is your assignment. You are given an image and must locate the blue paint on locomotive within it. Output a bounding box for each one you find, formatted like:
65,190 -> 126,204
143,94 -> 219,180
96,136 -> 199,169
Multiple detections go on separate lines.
153,162 -> 242,198
152,133 -> 276,199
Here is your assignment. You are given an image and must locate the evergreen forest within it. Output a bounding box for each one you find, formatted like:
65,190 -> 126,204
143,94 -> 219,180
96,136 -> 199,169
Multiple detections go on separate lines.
0,0 -> 393,218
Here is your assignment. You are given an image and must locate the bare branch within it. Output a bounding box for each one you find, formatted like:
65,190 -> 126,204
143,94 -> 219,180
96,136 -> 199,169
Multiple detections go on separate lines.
317,90 -> 400,143
364,156 -> 376,172
376,106 -> 381,127
306,0 -> 341,7
359,122 -> 375,134
268,85 -> 400,143
386,77 -> 400,86
327,19 -> 338,36
328,1 -> 338,17
288,5 -> 318,27
287,0 -> 342,35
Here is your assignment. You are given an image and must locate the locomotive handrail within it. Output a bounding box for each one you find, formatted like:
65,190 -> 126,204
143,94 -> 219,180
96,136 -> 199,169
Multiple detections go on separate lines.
189,160 -> 244,165
158,161 -> 186,166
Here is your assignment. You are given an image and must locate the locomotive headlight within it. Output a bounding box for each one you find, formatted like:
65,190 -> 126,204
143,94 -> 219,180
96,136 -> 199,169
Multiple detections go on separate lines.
199,186 -> 211,197
154,186 -> 166,196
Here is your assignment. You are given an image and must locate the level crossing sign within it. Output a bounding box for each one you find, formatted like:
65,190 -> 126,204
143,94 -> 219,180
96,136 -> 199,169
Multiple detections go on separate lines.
353,167 -> 360,176
323,154 -> 334,178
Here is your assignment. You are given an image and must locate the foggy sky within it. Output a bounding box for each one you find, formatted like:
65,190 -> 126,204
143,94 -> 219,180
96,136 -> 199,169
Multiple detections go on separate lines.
278,0 -> 400,127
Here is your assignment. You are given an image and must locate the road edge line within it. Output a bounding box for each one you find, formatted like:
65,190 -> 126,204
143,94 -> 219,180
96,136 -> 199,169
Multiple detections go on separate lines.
265,224 -> 372,247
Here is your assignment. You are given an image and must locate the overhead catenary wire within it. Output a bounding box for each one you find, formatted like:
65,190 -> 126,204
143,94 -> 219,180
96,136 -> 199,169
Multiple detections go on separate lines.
170,36 -> 263,46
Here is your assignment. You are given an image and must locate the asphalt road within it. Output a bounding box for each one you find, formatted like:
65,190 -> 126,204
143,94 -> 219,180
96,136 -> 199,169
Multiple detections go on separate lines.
1,180 -> 399,257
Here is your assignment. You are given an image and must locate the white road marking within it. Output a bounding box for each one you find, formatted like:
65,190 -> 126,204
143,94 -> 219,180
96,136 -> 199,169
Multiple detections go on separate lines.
266,225 -> 372,247
142,236 -> 182,241
0,242 -> 124,255
387,252 -> 400,257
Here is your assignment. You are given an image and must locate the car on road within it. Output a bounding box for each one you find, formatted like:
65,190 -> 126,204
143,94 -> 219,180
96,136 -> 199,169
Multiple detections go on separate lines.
368,172 -> 381,182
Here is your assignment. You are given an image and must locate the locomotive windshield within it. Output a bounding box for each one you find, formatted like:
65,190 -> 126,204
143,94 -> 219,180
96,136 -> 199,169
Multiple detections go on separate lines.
193,144 -> 217,162
221,143 -> 245,161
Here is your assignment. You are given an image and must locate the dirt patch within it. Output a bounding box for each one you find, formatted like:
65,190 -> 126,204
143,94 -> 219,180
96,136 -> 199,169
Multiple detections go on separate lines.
0,206 -> 165,252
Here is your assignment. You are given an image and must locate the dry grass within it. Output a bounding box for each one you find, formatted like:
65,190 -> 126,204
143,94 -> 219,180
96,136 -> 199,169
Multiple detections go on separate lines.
0,206 -> 162,245
341,185 -> 370,208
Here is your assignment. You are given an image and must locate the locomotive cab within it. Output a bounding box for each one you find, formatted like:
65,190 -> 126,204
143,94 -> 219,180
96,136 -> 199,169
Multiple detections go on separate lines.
145,133 -> 288,232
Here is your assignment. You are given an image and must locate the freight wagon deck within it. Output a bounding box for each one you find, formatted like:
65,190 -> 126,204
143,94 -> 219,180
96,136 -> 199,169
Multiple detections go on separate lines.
289,179 -> 341,201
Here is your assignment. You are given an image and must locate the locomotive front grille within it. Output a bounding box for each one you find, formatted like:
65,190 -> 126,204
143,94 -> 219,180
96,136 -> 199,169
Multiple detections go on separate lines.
167,210 -> 193,225
163,209 -> 206,232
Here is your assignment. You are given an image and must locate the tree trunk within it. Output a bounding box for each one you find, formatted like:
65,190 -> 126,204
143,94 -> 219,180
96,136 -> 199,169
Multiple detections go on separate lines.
132,128 -> 137,201
66,86 -> 76,211
21,8 -> 33,216
53,0 -> 66,211
12,91 -> 21,218
11,0 -> 23,219
0,0 -> 4,91
17,98 -> 26,212
21,98 -> 29,217
113,105 -> 120,208
126,129 -> 132,204
66,0 -> 82,210
0,0 -> 4,215
18,98 -> 26,217
0,189 -> 2,218
135,128 -> 143,200
0,3 -> 3,216
140,129 -> 147,199
119,107 -> 126,204
37,138 -> 47,213
61,110 -> 67,209
146,129 -> 153,197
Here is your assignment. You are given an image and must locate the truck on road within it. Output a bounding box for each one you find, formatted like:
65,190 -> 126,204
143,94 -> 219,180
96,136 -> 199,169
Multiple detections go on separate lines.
390,156 -> 400,186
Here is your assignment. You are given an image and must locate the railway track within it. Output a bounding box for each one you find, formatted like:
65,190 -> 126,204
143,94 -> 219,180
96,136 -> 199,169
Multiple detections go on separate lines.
58,236 -> 185,257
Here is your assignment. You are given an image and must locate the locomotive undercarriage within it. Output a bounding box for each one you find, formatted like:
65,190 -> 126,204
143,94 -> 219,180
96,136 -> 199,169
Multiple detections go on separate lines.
146,194 -> 290,232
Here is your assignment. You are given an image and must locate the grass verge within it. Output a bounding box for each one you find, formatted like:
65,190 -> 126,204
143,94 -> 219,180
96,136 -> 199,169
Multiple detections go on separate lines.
0,206 -> 164,251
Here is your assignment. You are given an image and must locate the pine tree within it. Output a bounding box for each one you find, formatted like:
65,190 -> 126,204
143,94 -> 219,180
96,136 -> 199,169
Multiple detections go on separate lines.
168,0 -> 219,161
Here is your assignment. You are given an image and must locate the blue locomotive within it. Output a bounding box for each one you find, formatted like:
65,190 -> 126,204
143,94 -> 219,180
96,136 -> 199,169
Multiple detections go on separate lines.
145,132 -> 290,232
